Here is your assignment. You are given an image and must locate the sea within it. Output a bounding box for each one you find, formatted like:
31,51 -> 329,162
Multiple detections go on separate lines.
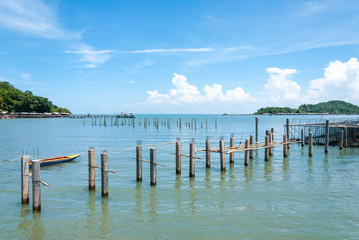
0,114 -> 358,239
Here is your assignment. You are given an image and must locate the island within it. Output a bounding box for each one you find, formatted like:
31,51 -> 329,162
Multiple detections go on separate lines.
254,100 -> 359,115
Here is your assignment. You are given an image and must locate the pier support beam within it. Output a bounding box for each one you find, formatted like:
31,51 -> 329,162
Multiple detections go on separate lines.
176,140 -> 181,174
88,148 -> 95,190
189,142 -> 195,178
325,120 -> 330,153
301,129 -> 305,147
344,127 -> 347,148
32,160 -> 41,211
219,139 -> 225,171
205,138 -> 211,168
309,131 -> 313,156
21,155 -> 29,204
229,136 -> 234,163
283,134 -> 288,157
255,117 -> 259,143
265,135 -> 269,161
150,148 -> 156,185
249,135 -> 254,159
136,145 -> 142,181
101,151 -> 109,196
286,119 -> 290,149
244,139 -> 249,166
339,130 -> 344,150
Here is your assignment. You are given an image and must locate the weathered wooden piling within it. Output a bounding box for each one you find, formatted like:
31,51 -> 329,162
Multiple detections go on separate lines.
339,130 -> 344,149
344,127 -> 347,148
255,117 -> 259,142
136,145 -> 142,181
301,129 -> 304,146
249,135 -> 254,159
270,129 -> 274,155
325,119 -> 329,153
176,140 -> 181,174
205,138 -> 211,168
309,131 -> 313,156
21,155 -> 30,204
265,135 -> 269,161
219,139 -> 225,171
88,148 -> 95,190
32,160 -> 41,211
150,148 -> 156,185
286,119 -> 290,149
229,135 -> 235,163
101,151 -> 109,196
283,134 -> 288,157
244,139 -> 249,166
189,142 -> 195,178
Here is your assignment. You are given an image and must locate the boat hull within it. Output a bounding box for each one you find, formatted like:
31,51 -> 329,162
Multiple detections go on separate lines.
29,154 -> 81,168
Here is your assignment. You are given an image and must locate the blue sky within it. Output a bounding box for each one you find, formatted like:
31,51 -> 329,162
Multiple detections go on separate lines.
1,0 -> 359,114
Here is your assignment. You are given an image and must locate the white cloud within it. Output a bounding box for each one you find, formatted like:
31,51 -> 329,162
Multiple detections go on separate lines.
121,48 -> 214,54
0,0 -> 80,39
65,44 -> 114,68
146,73 -> 253,105
21,73 -> 32,80
263,67 -> 301,103
307,57 -> 359,103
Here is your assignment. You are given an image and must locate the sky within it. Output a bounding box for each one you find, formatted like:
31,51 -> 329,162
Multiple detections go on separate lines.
1,0 -> 359,114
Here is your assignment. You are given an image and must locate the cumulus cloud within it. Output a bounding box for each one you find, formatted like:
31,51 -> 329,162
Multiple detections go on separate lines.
146,73 -> 253,105
307,57 -> 359,103
263,67 -> 301,102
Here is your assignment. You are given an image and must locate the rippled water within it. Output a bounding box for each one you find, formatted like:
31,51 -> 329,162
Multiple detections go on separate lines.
1,115 -> 358,239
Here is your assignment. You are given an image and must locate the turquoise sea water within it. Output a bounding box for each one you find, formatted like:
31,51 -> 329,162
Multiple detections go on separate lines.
0,115 -> 359,239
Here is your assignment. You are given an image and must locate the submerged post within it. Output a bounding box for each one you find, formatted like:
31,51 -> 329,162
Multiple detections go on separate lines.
265,135 -> 269,161
244,139 -> 249,166
344,127 -> 348,148
229,135 -> 235,163
136,145 -> 142,181
205,138 -> 211,168
283,134 -> 288,157
88,148 -> 95,190
21,155 -> 30,204
301,129 -> 305,146
219,139 -> 225,171
150,148 -> 156,185
249,135 -> 254,159
286,119 -> 290,149
255,117 -> 259,143
32,160 -> 41,211
309,131 -> 313,156
176,140 -> 181,174
101,151 -> 108,196
189,142 -> 195,178
339,130 -> 344,150
325,119 -> 329,153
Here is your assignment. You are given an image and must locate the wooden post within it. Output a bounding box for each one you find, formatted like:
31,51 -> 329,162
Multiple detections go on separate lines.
229,136 -> 234,163
283,134 -> 288,157
205,138 -> 211,168
32,160 -> 41,211
219,139 -> 225,171
150,148 -> 156,185
176,140 -> 181,174
309,131 -> 313,156
189,142 -> 195,178
265,135 -> 269,161
255,117 -> 259,143
244,139 -> 249,166
325,119 -> 329,153
249,135 -> 254,159
344,127 -> 347,148
136,145 -> 142,181
21,155 -> 30,204
286,119 -> 290,149
88,148 -> 95,190
339,130 -> 344,150
101,151 -> 109,196
269,129 -> 273,155
301,129 -> 305,146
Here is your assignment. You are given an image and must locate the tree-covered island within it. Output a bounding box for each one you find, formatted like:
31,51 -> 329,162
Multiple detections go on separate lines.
0,81 -> 71,113
254,100 -> 359,115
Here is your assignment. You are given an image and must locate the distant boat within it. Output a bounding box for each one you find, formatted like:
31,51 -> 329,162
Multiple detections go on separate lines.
29,154 -> 81,167
222,113 -> 229,116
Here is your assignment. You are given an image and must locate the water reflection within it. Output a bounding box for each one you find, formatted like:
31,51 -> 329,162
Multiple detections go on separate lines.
219,171 -> 226,189
229,163 -> 236,183
100,197 -> 110,238
18,205 -> 31,238
189,179 -> 198,213
322,155 -> 330,183
149,187 -> 158,222
264,158 -> 273,181
175,175 -> 183,210
307,157 -> 313,181
31,212 -> 45,240
135,183 -> 143,215
244,164 -> 253,183
282,157 -> 290,181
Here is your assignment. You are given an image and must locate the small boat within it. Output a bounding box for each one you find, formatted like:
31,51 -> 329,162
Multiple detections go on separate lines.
29,154 -> 81,168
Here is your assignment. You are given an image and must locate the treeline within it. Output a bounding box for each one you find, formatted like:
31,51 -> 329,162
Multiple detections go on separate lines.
255,100 -> 359,114
0,81 -> 71,113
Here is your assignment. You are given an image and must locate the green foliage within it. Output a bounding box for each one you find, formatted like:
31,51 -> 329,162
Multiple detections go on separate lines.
254,100 -> 359,114
0,81 -> 71,113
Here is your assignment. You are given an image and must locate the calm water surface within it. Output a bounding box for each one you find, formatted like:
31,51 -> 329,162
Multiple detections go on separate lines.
0,115 -> 358,239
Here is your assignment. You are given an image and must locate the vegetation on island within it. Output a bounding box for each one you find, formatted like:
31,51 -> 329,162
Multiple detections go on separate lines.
0,81 -> 71,113
254,100 -> 359,115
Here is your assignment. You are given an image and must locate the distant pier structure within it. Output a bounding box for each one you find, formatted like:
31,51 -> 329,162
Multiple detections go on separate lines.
286,118 -> 359,147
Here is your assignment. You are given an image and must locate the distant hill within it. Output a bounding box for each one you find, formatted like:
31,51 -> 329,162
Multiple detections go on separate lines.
254,100 -> 359,115
0,81 -> 71,113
